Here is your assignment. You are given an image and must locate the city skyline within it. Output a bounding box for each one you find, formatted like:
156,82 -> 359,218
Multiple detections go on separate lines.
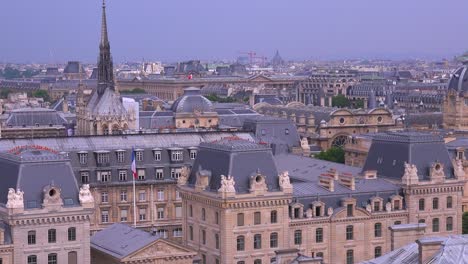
1,0 -> 468,63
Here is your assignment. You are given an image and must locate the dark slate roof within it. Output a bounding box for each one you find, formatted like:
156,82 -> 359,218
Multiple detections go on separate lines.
63,61 -> 85,74
6,108 -> 68,127
0,150 -> 80,208
448,65 -> 468,94
91,223 -> 160,260
362,131 -> 455,180
187,139 -> 280,193
171,87 -> 214,113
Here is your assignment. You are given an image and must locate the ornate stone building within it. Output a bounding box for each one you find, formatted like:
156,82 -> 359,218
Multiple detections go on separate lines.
254,102 -> 402,150
443,53 -> 468,130
178,132 -> 464,264
0,147 -> 95,264
76,1 -> 136,136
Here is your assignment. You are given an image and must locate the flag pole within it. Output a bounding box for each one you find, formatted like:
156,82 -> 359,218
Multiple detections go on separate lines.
131,147 -> 137,228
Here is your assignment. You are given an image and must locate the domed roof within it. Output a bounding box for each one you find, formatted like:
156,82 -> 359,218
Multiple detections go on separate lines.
448,64 -> 468,94
171,87 -> 214,113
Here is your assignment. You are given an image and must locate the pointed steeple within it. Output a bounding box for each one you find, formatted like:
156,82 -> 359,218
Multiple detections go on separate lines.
97,0 -> 114,95
100,0 -> 109,48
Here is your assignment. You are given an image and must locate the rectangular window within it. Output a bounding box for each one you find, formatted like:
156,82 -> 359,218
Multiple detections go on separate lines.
373,201 -> 380,212
190,150 -> 197,160
156,168 -> 164,179
139,191 -> 146,201
48,254 -> 57,264
173,228 -> 182,237
157,190 -> 165,201
139,208 -> 146,221
447,196 -> 453,209
316,228 -> 323,243
254,212 -> 261,225
118,170 -> 127,181
101,192 -> 108,203
97,153 -> 110,164
347,204 -> 353,217
157,229 -> 167,238
48,229 -> 56,243
294,230 -> 302,245
171,168 -> 182,179
137,169 -> 145,180
157,207 -> 165,219
120,209 -> 128,222
97,170 -> 111,182
154,151 -> 161,161
202,230 -> 206,244
80,171 -> 89,183
175,206 -> 182,218
79,153 -> 88,164
68,227 -> 76,241
27,231 -> 36,245
176,190 -> 181,200
171,150 -> 183,161
136,151 -> 144,161
120,190 -> 127,202
237,213 -> 244,226
116,151 -> 125,163
394,200 -> 400,210
101,210 -> 109,223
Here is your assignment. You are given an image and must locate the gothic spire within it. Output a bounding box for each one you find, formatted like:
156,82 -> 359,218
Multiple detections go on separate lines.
97,0 -> 114,95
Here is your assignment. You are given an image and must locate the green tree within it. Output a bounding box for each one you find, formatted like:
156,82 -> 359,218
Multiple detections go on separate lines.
0,89 -> 12,99
332,94 -> 350,108
32,90 -> 50,102
314,147 -> 345,164
354,99 -> 364,109
2,67 -> 22,79
463,212 -> 468,234
205,93 -> 236,103
120,88 -> 146,94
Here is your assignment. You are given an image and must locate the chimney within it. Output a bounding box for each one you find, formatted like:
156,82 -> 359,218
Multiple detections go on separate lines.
327,168 -> 339,180
416,237 -> 445,264
363,170 -> 377,179
339,173 -> 355,190
318,174 -> 334,192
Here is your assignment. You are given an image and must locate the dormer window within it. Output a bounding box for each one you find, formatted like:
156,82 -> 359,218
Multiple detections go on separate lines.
373,201 -> 380,212
116,150 -> 125,163
97,171 -> 111,182
95,151 -> 110,164
171,168 -> 182,179
153,150 -> 162,161
135,150 -> 144,161
78,152 -> 88,165
190,150 -> 197,160
171,150 -> 183,161
347,204 -> 353,217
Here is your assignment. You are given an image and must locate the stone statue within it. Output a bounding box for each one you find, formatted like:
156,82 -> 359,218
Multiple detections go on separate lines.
402,162 -> 419,185
177,166 -> 190,186
306,208 -> 313,218
6,188 -> 24,209
279,171 -> 292,191
79,184 -> 94,204
455,159 -> 465,179
366,203 -> 372,213
385,202 -> 392,212
218,175 -> 236,193
327,207 -> 333,216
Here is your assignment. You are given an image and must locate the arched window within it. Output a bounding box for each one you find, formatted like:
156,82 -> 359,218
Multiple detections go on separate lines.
270,232 -> 278,248
68,227 -> 76,241
237,262 -> 245,264
270,210 -> 278,223
48,253 -> 57,264
189,226 -> 193,240
447,196 -> 453,209
215,233 -> 220,249
27,255 -> 37,264
419,198 -> 425,211
316,252 -> 324,258
254,234 -> 262,249
236,236 -> 245,251
201,208 -> 206,221
446,217 -> 453,231
374,223 -> 382,237
254,260 -> 262,264
374,246 -> 382,258
202,230 -> 206,244
68,251 -> 77,264
433,198 -> 439,210
346,225 -> 354,240
27,231 -> 36,245
189,205 -> 193,217
346,249 -> 354,264
432,218 -> 440,232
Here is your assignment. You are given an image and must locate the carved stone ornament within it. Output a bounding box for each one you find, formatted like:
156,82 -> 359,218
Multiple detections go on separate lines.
79,184 -> 94,204
6,188 -> 24,209
177,166 -> 190,186
218,175 -> 236,194
385,202 -> 392,212
278,171 -> 293,192
455,159 -> 465,179
249,173 -> 268,195
306,208 -> 313,218
402,162 -> 419,185
327,207 -> 334,216
366,203 -> 372,213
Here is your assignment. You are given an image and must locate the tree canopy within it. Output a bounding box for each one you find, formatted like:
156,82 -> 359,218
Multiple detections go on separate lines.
205,94 -> 236,103
463,212 -> 468,234
314,147 -> 345,164
332,94 -> 350,108
120,88 -> 147,94
32,90 -> 50,102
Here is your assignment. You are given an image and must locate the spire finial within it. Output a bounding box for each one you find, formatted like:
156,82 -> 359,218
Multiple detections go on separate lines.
100,0 -> 109,47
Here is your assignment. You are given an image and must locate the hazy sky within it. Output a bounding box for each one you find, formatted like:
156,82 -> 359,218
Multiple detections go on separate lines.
1,0 -> 468,63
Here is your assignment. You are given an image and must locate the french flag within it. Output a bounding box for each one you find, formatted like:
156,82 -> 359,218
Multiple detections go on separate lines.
131,148 -> 137,179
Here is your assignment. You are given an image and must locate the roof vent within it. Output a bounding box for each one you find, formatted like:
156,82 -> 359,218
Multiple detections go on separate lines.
338,173 -> 355,190
318,174 -> 334,192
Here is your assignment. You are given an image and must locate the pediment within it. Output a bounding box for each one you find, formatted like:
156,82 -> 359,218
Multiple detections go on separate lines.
332,207 -> 371,220
123,239 -> 190,261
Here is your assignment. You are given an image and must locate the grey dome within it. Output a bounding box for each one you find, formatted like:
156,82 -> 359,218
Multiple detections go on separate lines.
171,87 -> 214,113
448,65 -> 468,94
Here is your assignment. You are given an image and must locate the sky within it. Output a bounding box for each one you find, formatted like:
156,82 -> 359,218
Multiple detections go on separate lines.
1,0 -> 468,63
